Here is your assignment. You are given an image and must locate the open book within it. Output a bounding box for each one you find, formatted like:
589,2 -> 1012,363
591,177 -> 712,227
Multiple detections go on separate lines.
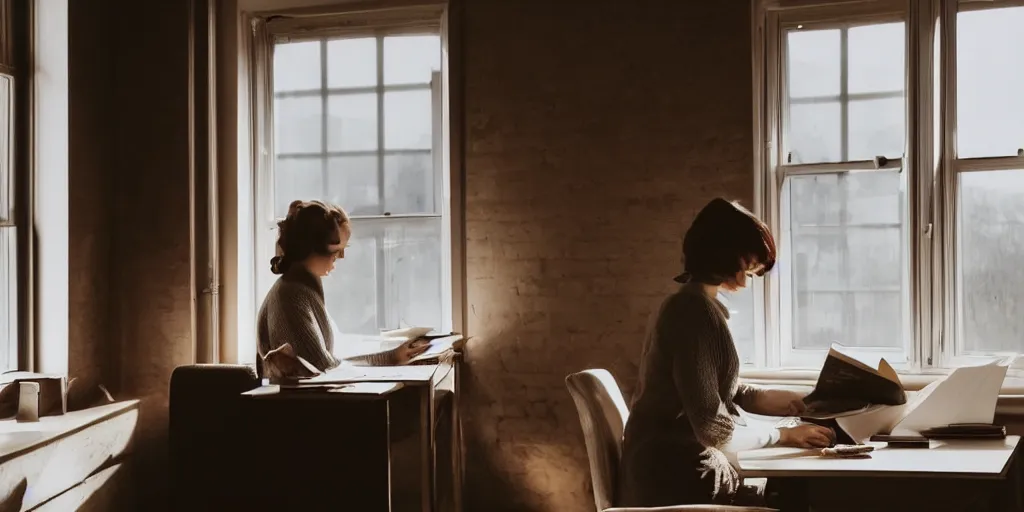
801,346 -> 907,419
834,356 -> 1013,443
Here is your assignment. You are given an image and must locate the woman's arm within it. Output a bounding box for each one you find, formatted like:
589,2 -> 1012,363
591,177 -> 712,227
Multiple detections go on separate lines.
665,296 -> 736,448
721,420 -> 781,453
735,384 -> 807,417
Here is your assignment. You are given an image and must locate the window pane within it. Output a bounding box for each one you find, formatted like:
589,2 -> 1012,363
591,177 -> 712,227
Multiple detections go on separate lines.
327,93 -> 378,152
722,287 -> 755,365
785,22 -> 906,164
848,97 -> 905,161
784,172 -> 905,350
0,227 -> 15,371
381,217 -> 443,330
327,156 -> 380,216
274,41 -> 320,92
327,37 -> 377,89
383,35 -> 441,85
958,169 -> 1024,353
385,153 -> 434,215
0,76 -> 10,223
848,22 -> 905,95
323,232 -> 379,336
957,7 -> 1024,158
275,97 -> 322,154
787,28 -> 841,98
384,90 -> 432,150
788,102 -> 841,164
273,158 -> 322,218
323,217 -> 443,335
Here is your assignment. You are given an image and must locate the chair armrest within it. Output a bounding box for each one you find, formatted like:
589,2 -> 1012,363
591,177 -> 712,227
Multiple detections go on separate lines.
604,506 -> 777,512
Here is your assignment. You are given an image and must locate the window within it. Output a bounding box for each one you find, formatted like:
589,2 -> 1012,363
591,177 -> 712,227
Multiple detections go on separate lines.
0,1 -> 17,371
754,0 -> 1024,371
953,4 -> 1024,357
259,29 -> 450,343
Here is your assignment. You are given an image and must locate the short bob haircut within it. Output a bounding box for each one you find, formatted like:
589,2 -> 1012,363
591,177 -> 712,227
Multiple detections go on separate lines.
270,199 -> 350,275
675,197 -> 777,285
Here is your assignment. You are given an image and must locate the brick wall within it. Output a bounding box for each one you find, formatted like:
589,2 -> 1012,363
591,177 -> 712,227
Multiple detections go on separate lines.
461,1 -> 755,510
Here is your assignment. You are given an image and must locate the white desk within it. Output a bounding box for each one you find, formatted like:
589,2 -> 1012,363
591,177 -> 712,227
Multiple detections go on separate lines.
739,435 -> 1020,480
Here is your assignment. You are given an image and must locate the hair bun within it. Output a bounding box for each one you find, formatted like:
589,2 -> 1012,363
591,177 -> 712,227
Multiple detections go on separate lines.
270,255 -> 286,275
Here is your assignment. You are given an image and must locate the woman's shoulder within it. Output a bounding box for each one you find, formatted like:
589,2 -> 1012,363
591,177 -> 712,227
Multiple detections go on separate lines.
265,276 -> 320,307
661,285 -> 718,315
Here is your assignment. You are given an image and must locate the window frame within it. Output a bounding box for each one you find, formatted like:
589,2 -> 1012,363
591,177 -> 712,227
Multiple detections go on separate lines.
940,0 -> 1024,369
0,0 -> 27,372
247,8 -> 456,361
754,0 -> 1024,373
760,0 -> 916,370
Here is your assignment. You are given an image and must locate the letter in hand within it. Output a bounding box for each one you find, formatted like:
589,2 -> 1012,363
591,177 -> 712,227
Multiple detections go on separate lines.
262,343 -> 320,383
394,337 -> 431,365
699,447 -> 739,498
779,423 -> 836,448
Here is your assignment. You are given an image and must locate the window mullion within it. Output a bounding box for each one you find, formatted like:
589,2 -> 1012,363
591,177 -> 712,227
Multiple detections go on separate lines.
907,0 -> 939,370
937,0 -> 959,367
375,35 -> 388,331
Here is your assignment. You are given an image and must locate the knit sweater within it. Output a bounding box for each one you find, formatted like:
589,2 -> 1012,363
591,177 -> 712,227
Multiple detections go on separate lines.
617,282 -> 777,507
256,265 -> 398,372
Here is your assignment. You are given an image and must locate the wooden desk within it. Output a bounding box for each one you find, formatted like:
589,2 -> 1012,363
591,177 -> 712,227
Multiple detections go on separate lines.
239,356 -> 462,512
739,436 -> 1022,511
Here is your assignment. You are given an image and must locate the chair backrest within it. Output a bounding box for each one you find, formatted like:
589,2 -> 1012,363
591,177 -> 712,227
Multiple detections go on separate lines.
565,369 -> 630,511
169,364 -> 259,510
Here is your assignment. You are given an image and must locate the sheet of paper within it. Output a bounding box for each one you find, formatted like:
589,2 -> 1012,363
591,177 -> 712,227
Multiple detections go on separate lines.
892,358 -> 1009,436
299,364 -> 437,385
409,335 -> 462,363
835,401 -> 910,444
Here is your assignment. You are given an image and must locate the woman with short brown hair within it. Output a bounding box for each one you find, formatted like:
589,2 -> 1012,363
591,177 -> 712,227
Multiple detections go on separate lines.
618,198 -> 834,507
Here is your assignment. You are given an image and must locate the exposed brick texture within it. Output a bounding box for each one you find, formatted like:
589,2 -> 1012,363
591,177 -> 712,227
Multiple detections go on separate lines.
461,1 -> 755,510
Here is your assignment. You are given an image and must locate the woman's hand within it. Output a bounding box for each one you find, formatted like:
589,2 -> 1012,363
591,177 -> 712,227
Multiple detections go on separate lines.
393,338 -> 431,365
262,343 -> 320,382
778,423 -> 835,448
755,389 -> 808,417
699,447 -> 739,497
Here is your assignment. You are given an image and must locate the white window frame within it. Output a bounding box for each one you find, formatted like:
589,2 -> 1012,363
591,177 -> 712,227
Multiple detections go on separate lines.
940,0 -> 1024,369
0,0 -> 20,371
246,7 -> 455,362
753,0 -> 1024,373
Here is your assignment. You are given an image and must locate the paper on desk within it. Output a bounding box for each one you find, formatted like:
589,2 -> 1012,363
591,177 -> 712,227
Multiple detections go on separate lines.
836,356 -> 1012,443
298,364 -> 437,385
892,356 -> 1011,435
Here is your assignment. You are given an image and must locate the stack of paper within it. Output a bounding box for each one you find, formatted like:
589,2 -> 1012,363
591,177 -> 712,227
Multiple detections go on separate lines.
835,356 -> 1013,443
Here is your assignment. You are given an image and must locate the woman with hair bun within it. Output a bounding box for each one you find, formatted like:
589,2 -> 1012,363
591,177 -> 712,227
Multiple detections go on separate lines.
256,200 -> 428,380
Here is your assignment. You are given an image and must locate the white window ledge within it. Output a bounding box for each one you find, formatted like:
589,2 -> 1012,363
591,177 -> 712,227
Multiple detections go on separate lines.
741,369 -> 1024,416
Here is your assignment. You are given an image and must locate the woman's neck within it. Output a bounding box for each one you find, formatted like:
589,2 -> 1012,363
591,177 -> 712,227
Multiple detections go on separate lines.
700,283 -> 720,298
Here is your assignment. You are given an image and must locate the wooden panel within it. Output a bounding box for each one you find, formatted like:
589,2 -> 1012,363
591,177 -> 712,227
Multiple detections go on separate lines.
32,463 -> 129,512
0,402 -> 138,510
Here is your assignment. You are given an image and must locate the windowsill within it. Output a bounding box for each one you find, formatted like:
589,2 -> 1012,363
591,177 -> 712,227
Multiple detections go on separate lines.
740,369 -> 1024,415
0,400 -> 139,464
